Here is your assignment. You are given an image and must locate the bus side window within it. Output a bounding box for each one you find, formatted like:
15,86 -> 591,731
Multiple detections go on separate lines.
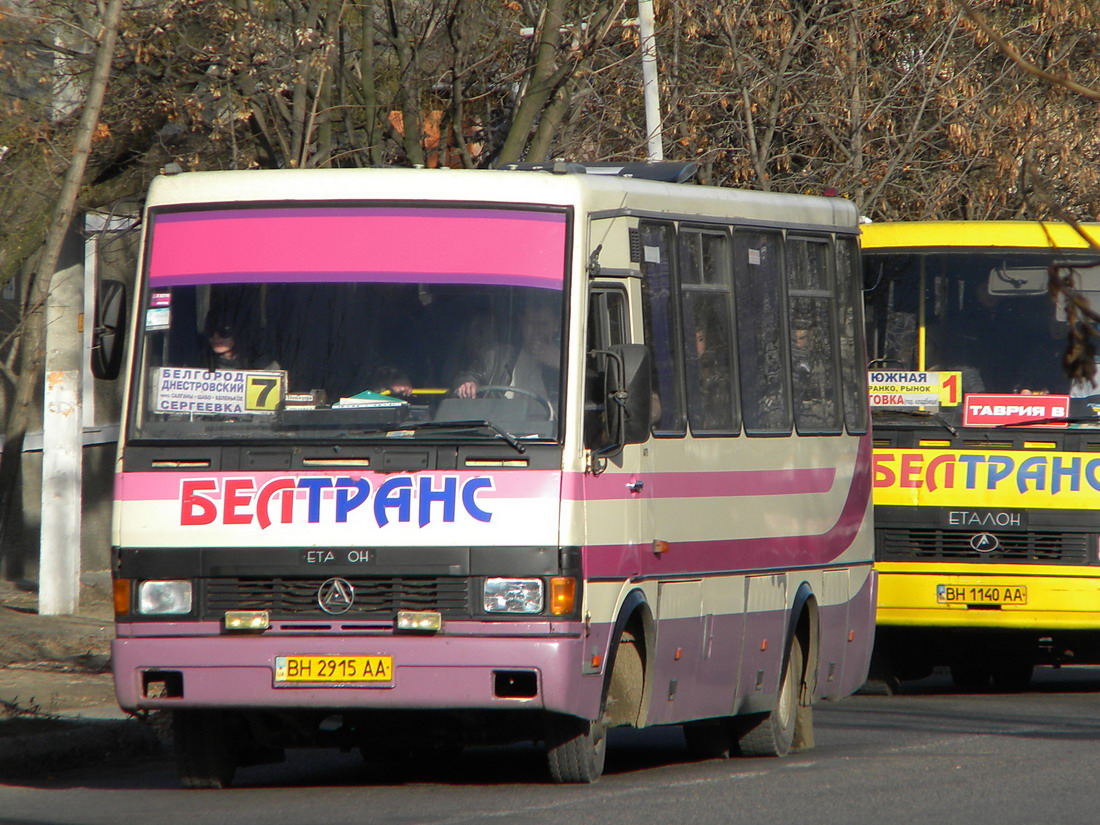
787,237 -> 842,434
679,228 -> 738,434
639,222 -> 686,435
734,231 -> 792,435
836,236 -> 868,434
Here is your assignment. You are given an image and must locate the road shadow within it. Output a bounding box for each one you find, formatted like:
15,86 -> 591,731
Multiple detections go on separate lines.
15,725 -> 722,791
862,664 -> 1100,697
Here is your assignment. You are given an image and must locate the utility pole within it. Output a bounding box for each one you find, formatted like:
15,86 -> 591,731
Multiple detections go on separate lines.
638,0 -> 663,161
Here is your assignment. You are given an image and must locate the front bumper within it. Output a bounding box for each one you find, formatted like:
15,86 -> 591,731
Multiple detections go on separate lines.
112,620 -> 601,718
876,562 -> 1100,629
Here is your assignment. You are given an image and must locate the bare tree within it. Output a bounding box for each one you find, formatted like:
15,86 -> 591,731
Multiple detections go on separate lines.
0,0 -> 125,576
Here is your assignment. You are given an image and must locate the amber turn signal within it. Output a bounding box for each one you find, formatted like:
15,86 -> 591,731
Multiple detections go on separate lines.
549,577 -> 576,615
113,578 -> 131,617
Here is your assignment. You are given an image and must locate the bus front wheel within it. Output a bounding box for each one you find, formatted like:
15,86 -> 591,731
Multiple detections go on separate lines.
174,709 -> 239,789
545,713 -> 607,783
546,628 -> 645,783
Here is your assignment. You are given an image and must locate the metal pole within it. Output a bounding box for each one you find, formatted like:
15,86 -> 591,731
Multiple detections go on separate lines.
638,0 -> 663,161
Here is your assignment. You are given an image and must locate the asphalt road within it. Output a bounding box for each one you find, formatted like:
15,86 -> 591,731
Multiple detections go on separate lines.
4,666 -> 1100,825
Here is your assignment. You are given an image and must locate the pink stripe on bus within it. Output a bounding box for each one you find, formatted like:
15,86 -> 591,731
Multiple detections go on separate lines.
148,208 -> 566,286
113,462 -> 840,508
114,470 -> 561,502
116,466 -> 838,504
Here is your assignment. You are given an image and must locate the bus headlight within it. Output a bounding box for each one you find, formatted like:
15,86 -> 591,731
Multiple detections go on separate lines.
137,580 -> 193,615
483,578 -> 544,614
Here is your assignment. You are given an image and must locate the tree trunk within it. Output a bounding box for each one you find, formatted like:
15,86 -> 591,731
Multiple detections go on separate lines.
495,0 -> 568,165
358,0 -> 384,166
386,0 -> 427,167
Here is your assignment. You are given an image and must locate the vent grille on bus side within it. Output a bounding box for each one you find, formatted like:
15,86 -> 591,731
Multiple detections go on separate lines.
628,227 -> 641,262
204,577 -> 471,618
877,529 -> 1090,565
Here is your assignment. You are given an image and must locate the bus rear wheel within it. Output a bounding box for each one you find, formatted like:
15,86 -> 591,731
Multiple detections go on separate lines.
738,634 -> 803,758
174,709 -> 239,789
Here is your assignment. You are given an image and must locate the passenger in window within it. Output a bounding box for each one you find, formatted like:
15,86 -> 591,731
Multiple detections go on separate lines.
453,300 -> 560,407
924,323 -> 985,394
932,281 -> 1004,392
1012,301 -> 1071,396
444,311 -> 501,390
791,317 -> 828,413
692,314 -> 732,430
791,324 -> 814,384
203,309 -> 280,371
791,315 -> 841,429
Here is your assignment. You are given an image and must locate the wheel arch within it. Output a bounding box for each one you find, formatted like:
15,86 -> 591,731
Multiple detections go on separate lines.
786,581 -> 820,705
602,587 -> 652,727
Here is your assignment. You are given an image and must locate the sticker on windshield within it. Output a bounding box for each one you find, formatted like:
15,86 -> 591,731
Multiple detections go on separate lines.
962,393 -> 1070,428
867,370 -> 961,408
145,291 -> 172,331
152,367 -> 285,415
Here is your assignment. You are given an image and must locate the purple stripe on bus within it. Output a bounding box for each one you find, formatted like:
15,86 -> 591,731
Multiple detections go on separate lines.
570,466 -> 837,501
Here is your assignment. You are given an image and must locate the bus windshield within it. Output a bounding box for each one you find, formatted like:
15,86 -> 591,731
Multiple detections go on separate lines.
864,249 -> 1100,427
130,204 -> 568,442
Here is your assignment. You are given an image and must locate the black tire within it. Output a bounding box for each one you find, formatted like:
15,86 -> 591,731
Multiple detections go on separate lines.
546,713 -> 607,783
174,709 -> 239,789
546,629 -> 644,783
856,674 -> 903,696
949,662 -> 992,691
990,661 -> 1034,692
738,634 -> 803,758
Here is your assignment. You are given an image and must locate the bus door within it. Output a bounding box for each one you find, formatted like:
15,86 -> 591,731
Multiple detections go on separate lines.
585,280 -> 647,555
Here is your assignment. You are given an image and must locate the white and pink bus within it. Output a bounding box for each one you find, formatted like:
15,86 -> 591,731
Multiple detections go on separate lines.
108,163 -> 875,787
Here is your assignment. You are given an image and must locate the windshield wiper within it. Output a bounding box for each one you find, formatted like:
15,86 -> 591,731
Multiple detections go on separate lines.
377,419 -> 528,453
872,408 -> 959,437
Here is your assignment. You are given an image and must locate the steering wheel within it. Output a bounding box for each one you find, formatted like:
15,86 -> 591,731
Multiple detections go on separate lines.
476,385 -> 554,420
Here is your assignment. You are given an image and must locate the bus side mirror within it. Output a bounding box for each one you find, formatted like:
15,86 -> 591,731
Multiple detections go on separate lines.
613,344 -> 652,445
90,279 -> 127,380
596,344 -> 651,455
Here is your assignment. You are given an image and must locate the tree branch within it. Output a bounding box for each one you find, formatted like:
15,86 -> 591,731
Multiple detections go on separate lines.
954,0 -> 1100,101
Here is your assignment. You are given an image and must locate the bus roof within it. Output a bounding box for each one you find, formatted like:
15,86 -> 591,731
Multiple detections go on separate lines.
861,220 -> 1100,250
144,167 -> 859,234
